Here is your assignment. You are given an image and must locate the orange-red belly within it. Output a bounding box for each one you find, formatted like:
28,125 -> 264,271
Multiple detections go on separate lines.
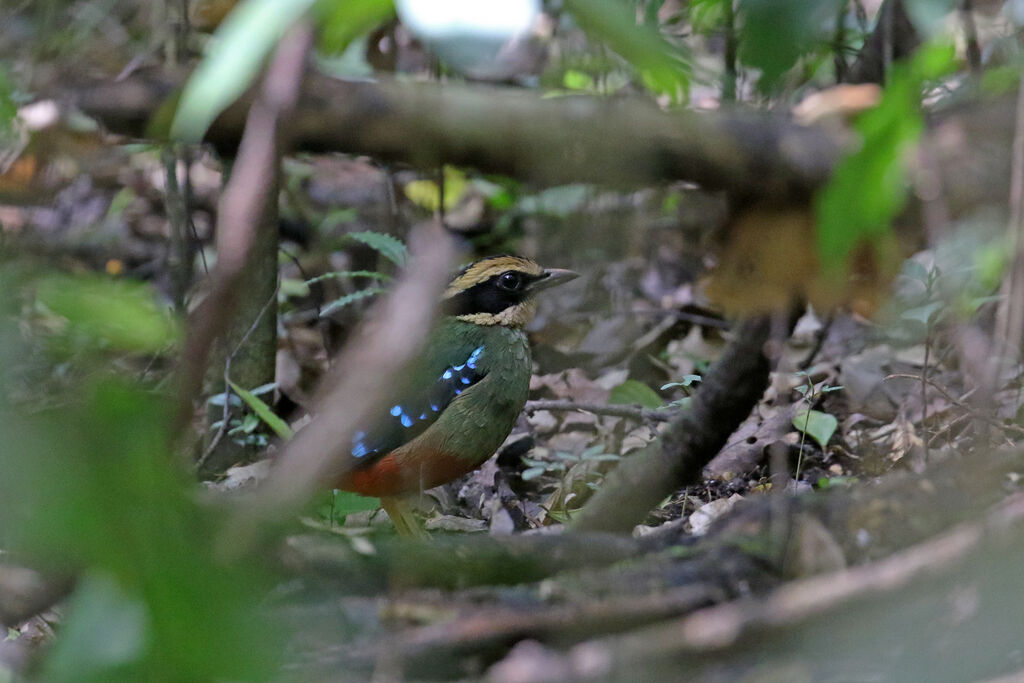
337,448 -> 481,497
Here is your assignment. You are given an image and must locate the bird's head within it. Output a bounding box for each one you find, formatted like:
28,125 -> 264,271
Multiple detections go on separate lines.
442,256 -> 578,328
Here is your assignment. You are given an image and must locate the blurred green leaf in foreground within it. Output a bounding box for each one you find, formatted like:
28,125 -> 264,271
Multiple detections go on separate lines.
0,267 -> 278,682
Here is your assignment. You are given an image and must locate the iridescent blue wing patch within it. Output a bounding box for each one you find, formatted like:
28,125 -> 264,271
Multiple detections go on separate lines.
349,346 -> 484,462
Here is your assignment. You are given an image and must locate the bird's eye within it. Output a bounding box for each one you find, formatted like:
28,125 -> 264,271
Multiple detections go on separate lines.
497,271 -> 523,291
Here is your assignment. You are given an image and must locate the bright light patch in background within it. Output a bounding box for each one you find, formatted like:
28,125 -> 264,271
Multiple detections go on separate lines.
397,0 -> 539,40
396,0 -> 541,80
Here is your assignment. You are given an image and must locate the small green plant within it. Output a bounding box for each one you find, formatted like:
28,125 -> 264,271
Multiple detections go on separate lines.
661,374 -> 702,408
317,489 -> 381,527
302,232 -> 408,316
522,445 -> 621,523
208,382 -> 281,449
792,370 -> 843,481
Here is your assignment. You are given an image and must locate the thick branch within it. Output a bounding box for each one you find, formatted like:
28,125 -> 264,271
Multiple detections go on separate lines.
70,72 -> 837,200
562,492 -> 1024,682
572,313 -> 796,533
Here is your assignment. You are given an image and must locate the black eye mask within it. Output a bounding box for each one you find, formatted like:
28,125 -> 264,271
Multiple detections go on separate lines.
442,271 -> 543,317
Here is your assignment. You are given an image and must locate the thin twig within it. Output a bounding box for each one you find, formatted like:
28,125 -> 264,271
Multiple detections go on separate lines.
921,315 -> 932,461
884,373 -> 1024,438
525,400 -> 674,423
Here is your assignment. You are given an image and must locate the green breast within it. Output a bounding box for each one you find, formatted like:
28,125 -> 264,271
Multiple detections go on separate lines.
415,320 -> 531,465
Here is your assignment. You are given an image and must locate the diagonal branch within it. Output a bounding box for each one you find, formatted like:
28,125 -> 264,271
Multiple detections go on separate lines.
572,311 -> 798,533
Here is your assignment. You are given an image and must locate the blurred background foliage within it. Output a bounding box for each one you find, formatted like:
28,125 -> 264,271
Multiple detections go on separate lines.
1,0 -> 1021,679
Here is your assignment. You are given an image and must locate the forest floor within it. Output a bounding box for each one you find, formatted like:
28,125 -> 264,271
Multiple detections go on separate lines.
5,131 -> 1024,682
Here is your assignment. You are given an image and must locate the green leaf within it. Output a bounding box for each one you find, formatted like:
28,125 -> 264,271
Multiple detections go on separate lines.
305,270 -> 393,285
315,0 -> 395,55
279,277 -> 311,298
609,379 -> 663,409
36,274 -> 181,353
404,167 -> 469,212
0,380 -> 278,680
793,409 -> 838,451
320,287 -> 386,316
660,374 -> 702,390
344,231 -> 408,266
43,572 -> 149,680
738,0 -> 842,90
816,475 -> 858,489
228,380 -> 293,440
563,69 -> 595,91
899,259 -> 931,284
900,301 -> 943,325
170,0 -> 319,142
521,466 -> 547,481
814,41 -> 956,276
329,489 -> 380,520
563,0 -> 690,102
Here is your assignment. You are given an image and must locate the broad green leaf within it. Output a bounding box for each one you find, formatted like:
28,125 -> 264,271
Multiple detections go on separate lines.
609,379 -> 663,409
36,274 -> 180,353
815,41 -> 956,276
0,381 -> 277,680
171,0 -> 319,142
344,231 -> 408,266
738,0 -> 843,90
228,380 -> 293,440
320,287 -> 386,316
793,409 -> 838,451
689,0 -> 727,33
563,0 -> 690,102
315,0 -> 395,55
43,572 -> 149,680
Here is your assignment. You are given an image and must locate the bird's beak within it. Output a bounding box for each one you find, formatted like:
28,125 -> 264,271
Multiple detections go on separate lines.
530,268 -> 579,292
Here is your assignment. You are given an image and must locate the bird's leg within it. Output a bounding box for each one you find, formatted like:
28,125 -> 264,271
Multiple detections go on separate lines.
380,496 -> 428,538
